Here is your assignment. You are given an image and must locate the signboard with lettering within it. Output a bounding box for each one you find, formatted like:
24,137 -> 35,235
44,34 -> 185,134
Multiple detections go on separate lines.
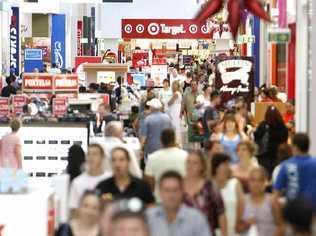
23,74 -> 54,91
51,14 -> 66,69
215,57 -> 254,106
122,19 -> 212,39
97,71 -> 116,84
12,95 -> 28,115
10,7 -> 20,76
24,48 -> 43,72
77,21 -> 83,56
53,97 -> 67,118
0,98 -> 10,117
54,75 -> 79,91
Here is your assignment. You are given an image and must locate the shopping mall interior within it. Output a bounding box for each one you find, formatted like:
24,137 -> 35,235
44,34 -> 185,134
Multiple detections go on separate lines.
0,0 -> 316,235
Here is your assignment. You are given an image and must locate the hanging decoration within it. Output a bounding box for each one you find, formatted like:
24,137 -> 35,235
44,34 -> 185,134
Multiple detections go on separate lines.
196,0 -> 271,38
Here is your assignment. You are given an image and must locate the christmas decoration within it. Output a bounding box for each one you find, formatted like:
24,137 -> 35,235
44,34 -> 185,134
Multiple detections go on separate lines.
196,0 -> 271,38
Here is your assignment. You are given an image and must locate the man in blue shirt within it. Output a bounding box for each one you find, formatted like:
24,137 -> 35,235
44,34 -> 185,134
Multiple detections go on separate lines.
274,133 -> 316,206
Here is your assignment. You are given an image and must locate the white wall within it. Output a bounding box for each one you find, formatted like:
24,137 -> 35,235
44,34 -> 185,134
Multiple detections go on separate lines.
99,0 -> 202,38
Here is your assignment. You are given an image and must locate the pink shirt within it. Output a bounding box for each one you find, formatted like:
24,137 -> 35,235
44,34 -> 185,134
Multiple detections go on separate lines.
0,132 -> 22,169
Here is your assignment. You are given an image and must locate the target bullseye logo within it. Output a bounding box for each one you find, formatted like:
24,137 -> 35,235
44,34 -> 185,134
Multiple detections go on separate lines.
124,24 -> 133,34
136,24 -> 144,33
201,25 -> 209,34
148,23 -> 160,35
189,24 -> 198,34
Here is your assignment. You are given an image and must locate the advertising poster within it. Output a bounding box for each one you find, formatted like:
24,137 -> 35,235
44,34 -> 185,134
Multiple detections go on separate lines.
24,48 -> 43,72
10,7 -> 20,76
151,64 -> 168,86
53,97 -> 67,118
51,14 -> 66,69
97,71 -> 116,84
77,21 -> 83,56
23,74 -> 54,91
132,73 -> 146,87
54,75 -> 79,91
12,95 -> 28,115
215,57 -> 254,106
0,98 -> 10,117
132,50 -> 149,68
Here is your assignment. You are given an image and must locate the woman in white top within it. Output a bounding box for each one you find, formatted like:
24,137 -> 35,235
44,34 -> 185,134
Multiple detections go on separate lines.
167,81 -> 182,146
212,153 -> 244,236
158,79 -> 173,112
196,84 -> 212,118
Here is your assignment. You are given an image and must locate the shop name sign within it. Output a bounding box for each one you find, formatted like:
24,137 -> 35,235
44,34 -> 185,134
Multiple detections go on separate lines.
54,75 -> 79,90
10,7 -> 20,76
122,19 -> 212,39
215,57 -> 254,105
24,76 -> 53,90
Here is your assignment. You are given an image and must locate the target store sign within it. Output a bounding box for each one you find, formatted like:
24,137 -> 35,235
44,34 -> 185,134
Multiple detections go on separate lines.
122,19 -> 212,39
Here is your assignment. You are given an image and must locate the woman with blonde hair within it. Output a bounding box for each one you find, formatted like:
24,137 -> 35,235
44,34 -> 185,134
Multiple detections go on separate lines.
0,118 -> 22,169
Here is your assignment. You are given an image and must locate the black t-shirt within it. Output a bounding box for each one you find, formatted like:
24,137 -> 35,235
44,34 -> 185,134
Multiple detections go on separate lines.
95,176 -> 155,204
203,105 -> 219,137
1,85 -> 17,98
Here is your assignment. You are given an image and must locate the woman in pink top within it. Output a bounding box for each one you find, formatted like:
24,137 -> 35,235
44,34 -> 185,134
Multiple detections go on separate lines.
0,118 -> 22,169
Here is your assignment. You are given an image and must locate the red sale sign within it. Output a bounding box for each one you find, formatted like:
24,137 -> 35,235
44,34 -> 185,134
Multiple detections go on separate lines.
0,98 -> 10,117
53,97 -> 67,118
23,74 -> 54,91
54,75 -> 79,90
12,95 -> 28,115
122,19 -> 213,39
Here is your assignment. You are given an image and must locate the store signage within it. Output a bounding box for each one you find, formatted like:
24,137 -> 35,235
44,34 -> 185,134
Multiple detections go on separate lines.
132,50 -> 149,68
75,56 -> 102,70
53,97 -> 67,118
97,71 -> 116,84
23,75 -> 54,90
237,35 -> 255,44
122,19 -> 212,39
54,75 -> 79,90
0,98 -> 10,117
10,7 -> 20,76
51,14 -> 66,69
215,57 -> 254,105
12,95 -> 28,115
151,64 -> 168,86
24,48 -> 43,73
25,49 -> 42,60
77,21 -> 83,56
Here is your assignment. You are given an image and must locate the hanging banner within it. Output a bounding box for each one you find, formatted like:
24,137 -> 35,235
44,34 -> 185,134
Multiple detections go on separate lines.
0,98 -> 10,117
77,21 -> 83,56
215,57 -> 254,106
10,7 -> 20,76
54,75 -> 79,91
122,19 -> 212,39
51,14 -> 66,69
24,48 -> 43,73
90,7 -> 96,56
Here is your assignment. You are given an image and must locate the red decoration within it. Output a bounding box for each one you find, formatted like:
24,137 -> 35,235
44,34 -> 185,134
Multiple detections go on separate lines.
196,0 -> 271,38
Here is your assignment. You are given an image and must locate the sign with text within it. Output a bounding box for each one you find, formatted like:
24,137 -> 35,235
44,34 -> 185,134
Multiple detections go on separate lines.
215,57 -> 254,106
23,74 -> 54,91
132,50 -> 149,68
51,14 -> 66,69
122,19 -> 212,39
0,98 -> 10,117
54,75 -> 79,90
53,97 -> 67,118
12,95 -> 28,115
24,48 -> 43,72
10,7 -> 20,76
97,71 -> 116,84
77,21 -> 83,56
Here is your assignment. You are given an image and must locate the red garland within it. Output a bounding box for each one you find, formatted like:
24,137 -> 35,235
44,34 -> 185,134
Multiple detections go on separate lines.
196,0 -> 271,38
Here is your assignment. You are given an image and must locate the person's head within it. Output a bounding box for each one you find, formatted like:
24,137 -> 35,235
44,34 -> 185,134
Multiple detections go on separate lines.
248,167 -> 268,196
163,79 -> 170,90
171,80 -> 181,93
204,140 -> 223,158
98,103 -> 110,116
283,198 -> 315,236
105,121 -> 124,139
292,133 -> 310,156
110,211 -> 149,236
211,153 -> 231,180
186,71 -> 193,79
285,100 -> 295,114
111,147 -> 130,177
210,90 -> 221,106
277,143 -> 293,163
223,114 -> 239,133
171,68 -> 178,78
186,150 -> 207,178
190,79 -> 198,93
203,84 -> 212,96
10,118 -> 21,132
236,140 -> 257,162
146,98 -> 162,112
5,76 -> 12,86
160,129 -> 176,148
52,63 -> 57,68
67,144 -> 86,182
159,171 -> 183,211
235,100 -> 247,115
264,106 -> 284,127
268,86 -> 279,99
87,144 -> 105,173
78,191 -> 101,224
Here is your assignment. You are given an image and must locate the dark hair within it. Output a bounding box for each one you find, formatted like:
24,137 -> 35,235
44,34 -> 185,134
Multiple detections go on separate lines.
111,146 -> 130,161
264,106 -> 285,127
159,170 -> 183,187
283,198 -> 315,234
188,150 -> 207,177
277,143 -> 293,163
211,153 -> 230,176
163,79 -> 170,85
190,79 -> 198,85
186,71 -> 193,78
5,76 -> 12,85
67,144 -> 85,182
202,84 -> 211,92
161,129 -> 176,147
210,90 -> 220,101
204,140 -> 221,151
52,63 -> 57,68
223,114 -> 239,133
293,133 -> 310,153
89,143 -> 105,159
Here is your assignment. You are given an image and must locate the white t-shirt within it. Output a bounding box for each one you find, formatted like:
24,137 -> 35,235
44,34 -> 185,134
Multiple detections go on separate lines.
145,147 -> 188,200
159,88 -> 173,111
69,172 -> 111,209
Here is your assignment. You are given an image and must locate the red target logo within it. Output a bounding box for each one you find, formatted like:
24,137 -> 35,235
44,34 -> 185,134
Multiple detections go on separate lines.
148,23 -> 160,36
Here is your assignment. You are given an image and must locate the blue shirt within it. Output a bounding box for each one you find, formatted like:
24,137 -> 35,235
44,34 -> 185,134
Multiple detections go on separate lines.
146,204 -> 212,236
140,112 -> 172,157
274,156 -> 316,206
220,134 -> 241,164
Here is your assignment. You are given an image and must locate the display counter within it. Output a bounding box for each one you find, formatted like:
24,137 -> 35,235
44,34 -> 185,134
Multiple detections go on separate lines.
0,122 -> 89,187
0,187 -> 55,236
